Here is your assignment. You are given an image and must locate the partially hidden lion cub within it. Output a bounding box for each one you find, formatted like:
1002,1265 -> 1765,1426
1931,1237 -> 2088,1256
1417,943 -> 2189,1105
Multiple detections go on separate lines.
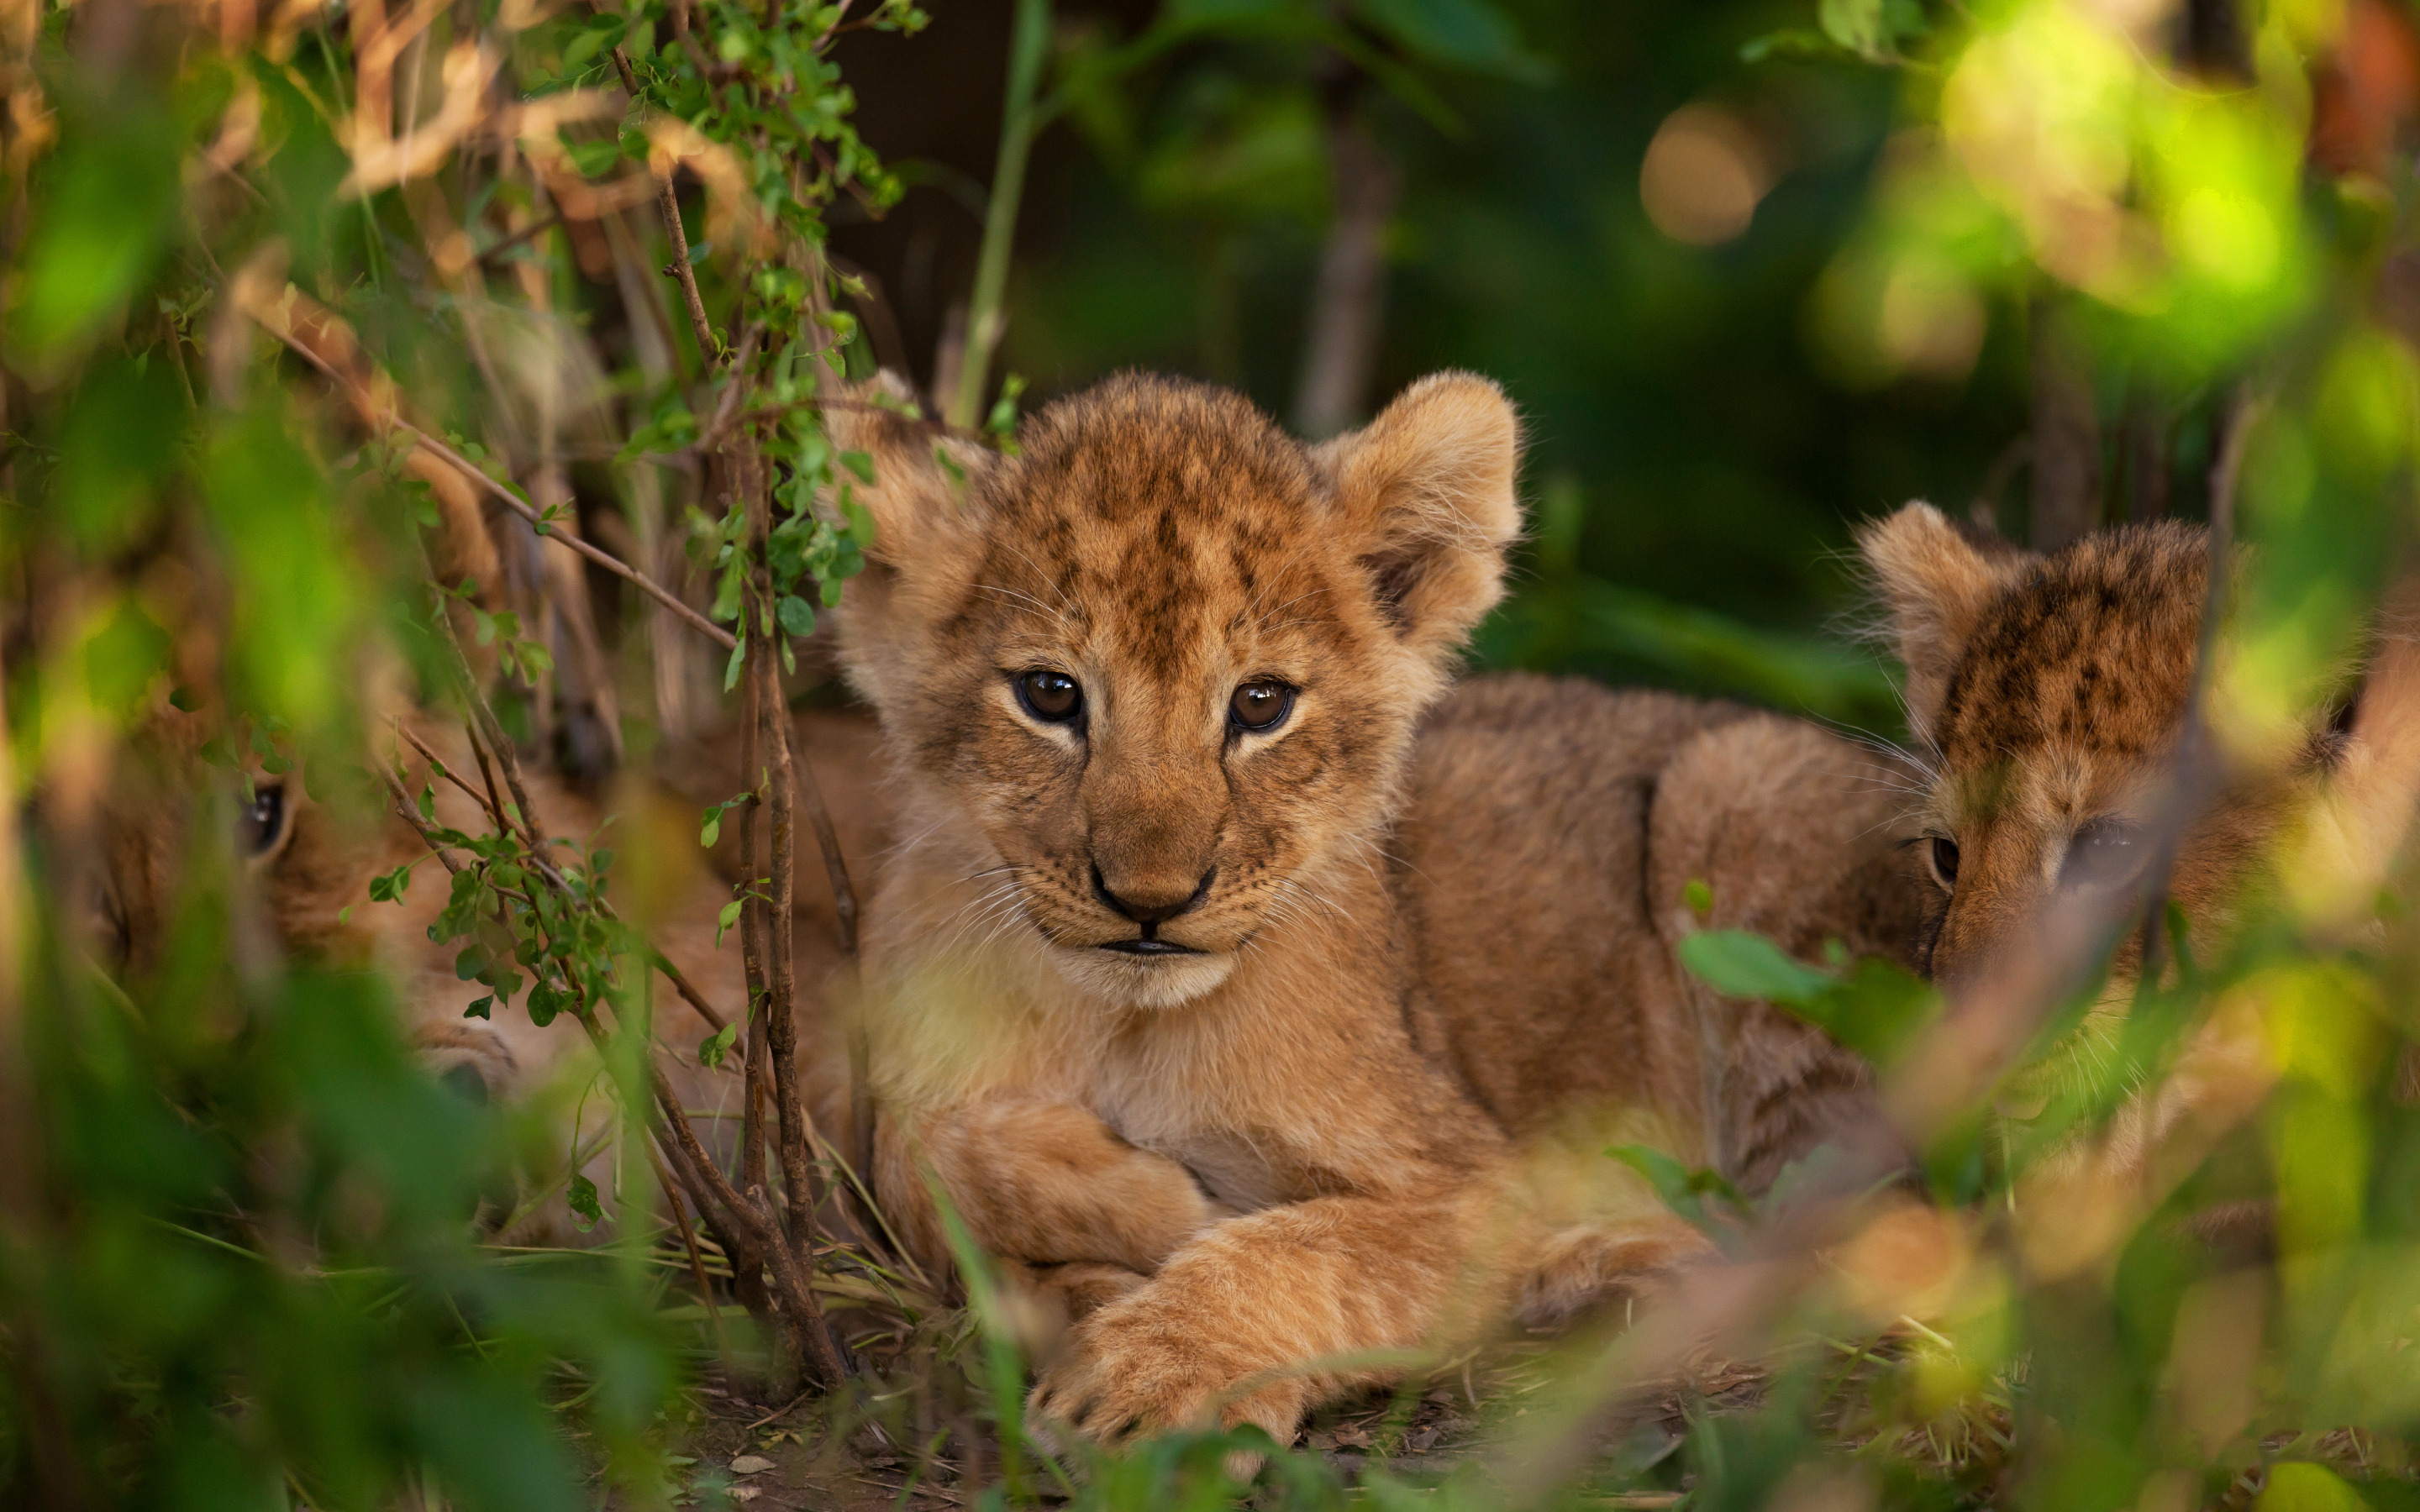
88,699 -> 886,1245
822,371 -> 1715,1444
1854,503 -> 2420,1260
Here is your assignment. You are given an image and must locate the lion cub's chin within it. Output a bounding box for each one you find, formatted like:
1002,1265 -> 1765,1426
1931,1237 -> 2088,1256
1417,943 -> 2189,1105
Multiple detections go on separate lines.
1048,944 -> 1239,1011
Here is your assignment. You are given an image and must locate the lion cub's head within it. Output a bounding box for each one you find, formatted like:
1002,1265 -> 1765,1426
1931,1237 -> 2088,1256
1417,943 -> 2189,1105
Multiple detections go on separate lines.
1856,503 -> 2412,994
831,371 -> 1520,1008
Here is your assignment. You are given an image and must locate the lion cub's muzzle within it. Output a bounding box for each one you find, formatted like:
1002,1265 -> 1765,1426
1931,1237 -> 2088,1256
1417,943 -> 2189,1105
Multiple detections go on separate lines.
1090,862 -> 1216,955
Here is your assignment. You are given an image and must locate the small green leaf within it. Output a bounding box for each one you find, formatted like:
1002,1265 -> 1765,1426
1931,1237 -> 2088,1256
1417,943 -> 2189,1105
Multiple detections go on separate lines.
1676,929 -> 1834,1006
697,1021 -> 739,1068
1682,878 -> 1713,922
463,995 -> 494,1020
838,448 -> 876,484
777,595 -> 816,638
715,898 -> 744,947
843,497 -> 876,549
567,1173 -> 603,1231
1606,1143 -> 1742,1236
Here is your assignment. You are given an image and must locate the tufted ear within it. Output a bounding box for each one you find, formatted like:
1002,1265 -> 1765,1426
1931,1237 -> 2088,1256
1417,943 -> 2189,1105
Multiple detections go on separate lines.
824,371 -> 996,572
1854,501 -> 2037,744
825,373 -> 999,712
1314,371 -> 1523,665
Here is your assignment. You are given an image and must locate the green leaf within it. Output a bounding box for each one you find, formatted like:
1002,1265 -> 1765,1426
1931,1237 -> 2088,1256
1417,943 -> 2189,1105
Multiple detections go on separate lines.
1739,27 -> 1835,62
1676,929 -> 1834,1006
55,357 -> 187,549
82,598 -> 171,714
567,1173 -> 603,1231
843,497 -> 876,549
716,898 -> 744,947
1787,957 -> 1939,1068
1682,878 -> 1713,923
838,448 -> 876,484
13,103 -> 183,363
562,134 -> 622,177
776,594 -> 816,638
723,637 -> 747,692
1349,0 -> 1548,82
697,1021 -> 739,1069
463,995 -> 494,1020
1606,1143 -> 1742,1236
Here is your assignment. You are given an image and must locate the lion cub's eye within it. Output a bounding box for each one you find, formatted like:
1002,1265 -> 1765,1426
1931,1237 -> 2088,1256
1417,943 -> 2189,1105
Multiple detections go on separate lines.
2060,818 -> 2142,890
1015,669 -> 1083,724
1228,680 -> 1294,733
1927,835 -> 1960,888
239,782 -> 287,858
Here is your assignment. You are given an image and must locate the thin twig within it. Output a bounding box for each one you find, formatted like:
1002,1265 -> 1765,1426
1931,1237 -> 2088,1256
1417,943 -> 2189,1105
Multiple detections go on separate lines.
379,769 -> 467,875
650,1141 -> 734,1368
256,307 -> 739,651
612,45 -> 720,370
394,720 -> 498,819
739,635 -> 772,1201
476,211 -> 565,269
795,753 -> 858,956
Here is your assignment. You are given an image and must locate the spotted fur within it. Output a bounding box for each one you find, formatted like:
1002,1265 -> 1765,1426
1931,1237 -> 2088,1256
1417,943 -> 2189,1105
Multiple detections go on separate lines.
1856,502 -> 2420,1271
823,370 -> 1711,1446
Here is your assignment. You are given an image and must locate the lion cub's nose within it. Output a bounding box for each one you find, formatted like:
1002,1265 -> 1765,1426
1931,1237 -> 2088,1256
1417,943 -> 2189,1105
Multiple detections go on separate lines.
1091,863 -> 1216,927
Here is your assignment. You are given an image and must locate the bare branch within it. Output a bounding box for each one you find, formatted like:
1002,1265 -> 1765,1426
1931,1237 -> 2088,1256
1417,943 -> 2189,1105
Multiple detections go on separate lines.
246,291 -> 739,652
612,45 -> 720,371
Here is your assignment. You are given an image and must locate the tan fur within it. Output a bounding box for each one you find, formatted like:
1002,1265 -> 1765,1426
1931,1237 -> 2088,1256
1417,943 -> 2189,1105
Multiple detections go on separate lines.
822,370 -> 1714,1444
1396,677 -> 1930,1200
1854,504 -> 2420,1264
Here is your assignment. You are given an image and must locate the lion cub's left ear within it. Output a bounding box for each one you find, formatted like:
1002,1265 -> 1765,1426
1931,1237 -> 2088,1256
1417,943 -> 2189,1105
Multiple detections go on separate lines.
1315,372 -> 1523,664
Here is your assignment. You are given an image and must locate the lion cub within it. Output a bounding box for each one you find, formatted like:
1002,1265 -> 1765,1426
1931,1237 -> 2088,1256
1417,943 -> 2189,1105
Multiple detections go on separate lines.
1854,503 -> 2420,1253
823,372 -> 1708,1443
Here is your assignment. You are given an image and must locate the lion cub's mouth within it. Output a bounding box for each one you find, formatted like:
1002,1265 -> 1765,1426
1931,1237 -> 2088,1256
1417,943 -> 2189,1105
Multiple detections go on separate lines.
1097,937 -> 1205,957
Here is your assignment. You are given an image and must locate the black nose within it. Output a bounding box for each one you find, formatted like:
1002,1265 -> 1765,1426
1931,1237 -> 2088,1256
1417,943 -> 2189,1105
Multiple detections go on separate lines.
1092,864 -> 1216,927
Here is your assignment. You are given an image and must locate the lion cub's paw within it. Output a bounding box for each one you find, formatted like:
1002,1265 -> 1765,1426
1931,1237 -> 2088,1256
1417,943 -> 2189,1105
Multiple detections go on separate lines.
1025,1290 -> 1307,1451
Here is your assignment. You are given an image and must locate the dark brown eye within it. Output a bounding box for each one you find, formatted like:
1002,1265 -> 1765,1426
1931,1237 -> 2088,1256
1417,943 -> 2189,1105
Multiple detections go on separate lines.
2061,818 -> 2141,890
1229,680 -> 1294,733
1928,835 -> 1960,887
1015,669 -> 1082,723
239,783 -> 287,858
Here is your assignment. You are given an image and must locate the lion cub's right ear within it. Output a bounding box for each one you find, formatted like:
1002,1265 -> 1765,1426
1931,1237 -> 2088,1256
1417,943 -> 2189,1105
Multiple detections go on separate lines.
1855,502 -> 2036,744
825,374 -> 999,708
825,372 -> 997,575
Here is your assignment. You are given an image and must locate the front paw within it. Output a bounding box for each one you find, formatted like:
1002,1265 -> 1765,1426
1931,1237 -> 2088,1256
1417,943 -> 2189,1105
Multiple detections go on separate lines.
1026,1289 -> 1307,1448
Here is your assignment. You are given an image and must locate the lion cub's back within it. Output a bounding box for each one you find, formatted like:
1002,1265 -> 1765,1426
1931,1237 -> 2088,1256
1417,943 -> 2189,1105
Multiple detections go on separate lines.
1395,673 -> 1931,1190
1394,673 -> 1749,1146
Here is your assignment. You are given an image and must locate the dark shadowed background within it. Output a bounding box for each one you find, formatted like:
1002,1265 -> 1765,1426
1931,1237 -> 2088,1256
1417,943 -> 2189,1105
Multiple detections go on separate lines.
816,0 -> 2061,734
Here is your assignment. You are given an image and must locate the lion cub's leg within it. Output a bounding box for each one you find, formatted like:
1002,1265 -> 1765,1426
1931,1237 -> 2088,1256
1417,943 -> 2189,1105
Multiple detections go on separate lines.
1030,1186 -> 1516,1445
921,1099 -> 1228,1275
1518,1213 -> 1717,1326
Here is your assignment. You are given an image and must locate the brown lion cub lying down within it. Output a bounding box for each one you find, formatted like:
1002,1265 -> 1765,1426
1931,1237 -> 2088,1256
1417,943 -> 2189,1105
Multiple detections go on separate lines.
808,372 -> 1887,1441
